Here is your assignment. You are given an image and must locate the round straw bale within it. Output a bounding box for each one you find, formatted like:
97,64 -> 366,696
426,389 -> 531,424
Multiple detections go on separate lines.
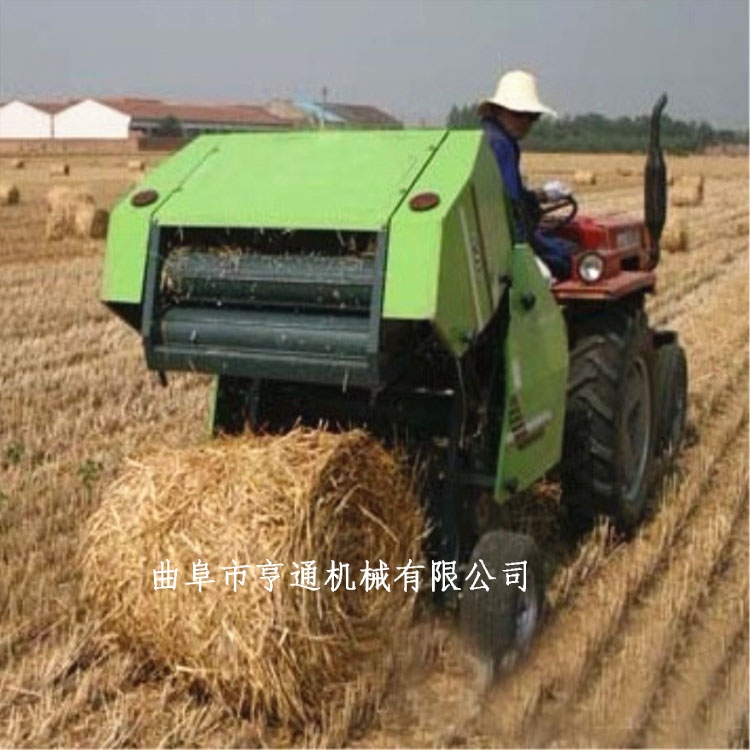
44,187 -> 97,241
671,174 -> 704,207
10,158 -> 24,169
616,166 -> 634,177
573,170 -> 597,186
49,162 -> 70,177
74,204 -> 109,239
661,216 -> 689,252
0,182 -> 20,205
127,159 -> 145,172
80,428 -> 424,730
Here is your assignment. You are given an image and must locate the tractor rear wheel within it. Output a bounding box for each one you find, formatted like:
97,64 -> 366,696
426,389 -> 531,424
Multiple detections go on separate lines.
561,309 -> 656,531
654,343 -> 688,457
459,529 -> 544,677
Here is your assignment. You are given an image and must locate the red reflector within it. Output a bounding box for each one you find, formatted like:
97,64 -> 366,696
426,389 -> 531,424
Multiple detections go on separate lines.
131,188 -> 159,207
409,191 -> 440,211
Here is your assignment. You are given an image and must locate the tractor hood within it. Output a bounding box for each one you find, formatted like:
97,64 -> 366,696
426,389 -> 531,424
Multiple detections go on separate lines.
150,130 -> 447,231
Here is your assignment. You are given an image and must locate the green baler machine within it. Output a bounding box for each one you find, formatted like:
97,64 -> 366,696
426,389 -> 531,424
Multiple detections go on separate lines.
103,130 -> 568,503
102,129 -> 571,670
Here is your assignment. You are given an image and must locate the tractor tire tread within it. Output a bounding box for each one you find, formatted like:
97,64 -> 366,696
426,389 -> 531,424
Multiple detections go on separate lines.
561,307 -> 655,529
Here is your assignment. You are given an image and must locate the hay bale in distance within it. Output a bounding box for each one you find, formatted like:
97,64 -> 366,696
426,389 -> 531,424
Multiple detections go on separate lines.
661,216 -> 689,252
573,170 -> 597,186
10,158 -> 24,169
44,187 -> 97,241
616,167 -> 634,177
74,204 -> 109,238
671,174 -> 704,207
0,182 -> 20,205
80,428 -> 424,731
49,162 -> 70,177
127,159 -> 145,172
736,219 -> 748,237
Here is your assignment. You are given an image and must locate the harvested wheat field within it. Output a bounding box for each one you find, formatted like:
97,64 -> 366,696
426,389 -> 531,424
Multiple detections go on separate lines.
0,150 -> 747,748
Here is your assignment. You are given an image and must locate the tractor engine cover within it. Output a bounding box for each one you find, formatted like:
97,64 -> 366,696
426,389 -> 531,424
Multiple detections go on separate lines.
555,214 -> 646,254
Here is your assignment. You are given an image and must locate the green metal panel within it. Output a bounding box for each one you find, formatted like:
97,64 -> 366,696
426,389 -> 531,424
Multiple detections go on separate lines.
470,136 -> 514,294
154,130 -> 445,230
101,136 -> 220,302
495,244 -> 568,502
383,131 -> 513,356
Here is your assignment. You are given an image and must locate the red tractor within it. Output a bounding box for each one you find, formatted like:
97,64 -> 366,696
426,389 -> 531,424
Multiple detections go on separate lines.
546,94 -> 687,529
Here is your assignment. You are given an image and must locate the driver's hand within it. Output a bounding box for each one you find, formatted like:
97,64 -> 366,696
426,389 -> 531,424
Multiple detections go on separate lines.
543,180 -> 572,202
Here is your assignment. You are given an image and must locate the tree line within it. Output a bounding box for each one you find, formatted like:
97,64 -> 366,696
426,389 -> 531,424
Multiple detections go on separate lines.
446,104 -> 748,154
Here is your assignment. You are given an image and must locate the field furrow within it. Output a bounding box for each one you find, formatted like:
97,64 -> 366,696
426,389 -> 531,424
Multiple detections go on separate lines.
688,632 -> 750,749
531,438 -> 748,747
640,520 -> 748,747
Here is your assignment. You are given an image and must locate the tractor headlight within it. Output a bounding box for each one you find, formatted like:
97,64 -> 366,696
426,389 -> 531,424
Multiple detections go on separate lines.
578,252 -> 605,283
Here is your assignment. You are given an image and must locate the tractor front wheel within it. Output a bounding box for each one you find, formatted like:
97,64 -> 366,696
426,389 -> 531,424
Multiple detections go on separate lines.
459,529 -> 545,677
562,309 -> 656,531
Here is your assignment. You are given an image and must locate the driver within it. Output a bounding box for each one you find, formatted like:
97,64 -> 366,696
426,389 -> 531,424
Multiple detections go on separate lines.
478,70 -> 576,280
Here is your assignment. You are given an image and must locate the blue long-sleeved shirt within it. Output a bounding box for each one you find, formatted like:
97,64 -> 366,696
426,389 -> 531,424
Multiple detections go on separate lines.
481,117 -> 573,278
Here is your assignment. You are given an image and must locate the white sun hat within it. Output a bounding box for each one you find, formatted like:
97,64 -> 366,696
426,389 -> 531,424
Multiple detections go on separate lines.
479,70 -> 558,118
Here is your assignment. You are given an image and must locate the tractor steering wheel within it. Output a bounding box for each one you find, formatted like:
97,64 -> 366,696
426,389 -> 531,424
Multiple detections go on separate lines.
539,195 -> 578,231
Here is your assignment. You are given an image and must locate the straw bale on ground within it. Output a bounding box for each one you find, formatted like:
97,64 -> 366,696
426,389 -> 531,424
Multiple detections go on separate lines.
573,170 -> 597,186
49,162 -> 70,176
10,158 -> 24,169
661,216 -> 689,252
44,186 -> 108,241
616,167 -> 634,177
671,174 -> 704,207
80,428 -> 424,733
127,159 -> 145,171
0,182 -> 20,205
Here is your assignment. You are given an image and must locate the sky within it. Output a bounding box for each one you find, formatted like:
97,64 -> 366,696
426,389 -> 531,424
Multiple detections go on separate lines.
0,0 -> 747,128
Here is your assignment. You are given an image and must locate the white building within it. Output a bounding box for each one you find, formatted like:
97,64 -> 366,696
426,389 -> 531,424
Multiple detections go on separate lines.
0,100 -> 54,138
0,96 -> 293,139
53,98 -> 131,139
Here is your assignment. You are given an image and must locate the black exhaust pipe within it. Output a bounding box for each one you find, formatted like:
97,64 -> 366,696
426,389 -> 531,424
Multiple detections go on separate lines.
644,93 -> 668,269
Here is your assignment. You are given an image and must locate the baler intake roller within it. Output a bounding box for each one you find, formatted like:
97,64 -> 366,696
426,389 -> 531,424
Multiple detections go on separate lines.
161,251 -> 376,312
142,229 -> 386,387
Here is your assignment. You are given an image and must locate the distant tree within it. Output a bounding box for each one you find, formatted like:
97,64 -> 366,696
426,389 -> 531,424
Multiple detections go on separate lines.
153,115 -> 184,137
445,102 -> 748,154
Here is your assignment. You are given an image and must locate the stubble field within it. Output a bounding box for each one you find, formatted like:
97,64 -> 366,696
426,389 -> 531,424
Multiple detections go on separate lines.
0,148 -> 747,747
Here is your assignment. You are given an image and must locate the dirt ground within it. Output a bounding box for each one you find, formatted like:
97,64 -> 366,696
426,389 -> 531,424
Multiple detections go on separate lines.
0,148 -> 747,747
